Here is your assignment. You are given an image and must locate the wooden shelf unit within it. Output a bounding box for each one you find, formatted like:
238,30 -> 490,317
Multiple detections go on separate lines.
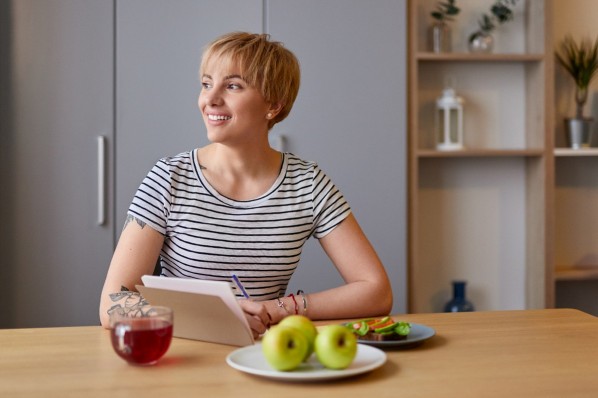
407,0 -> 554,313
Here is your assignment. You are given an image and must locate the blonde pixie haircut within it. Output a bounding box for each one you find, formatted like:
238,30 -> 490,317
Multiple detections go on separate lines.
200,32 -> 301,130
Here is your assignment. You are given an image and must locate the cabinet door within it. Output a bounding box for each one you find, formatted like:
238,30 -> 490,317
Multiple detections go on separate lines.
267,0 -> 408,313
115,0 -> 262,225
4,0 -> 114,327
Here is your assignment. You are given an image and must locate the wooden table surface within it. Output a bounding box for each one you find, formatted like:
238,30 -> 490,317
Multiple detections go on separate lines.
2,309 -> 598,397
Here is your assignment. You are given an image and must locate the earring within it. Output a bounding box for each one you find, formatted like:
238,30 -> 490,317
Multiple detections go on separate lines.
266,112 -> 273,119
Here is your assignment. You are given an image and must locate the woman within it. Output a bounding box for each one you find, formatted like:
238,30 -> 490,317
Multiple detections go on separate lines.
99,32 -> 392,338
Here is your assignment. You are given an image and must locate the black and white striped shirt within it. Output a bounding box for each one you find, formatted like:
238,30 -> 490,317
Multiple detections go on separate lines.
128,150 -> 351,299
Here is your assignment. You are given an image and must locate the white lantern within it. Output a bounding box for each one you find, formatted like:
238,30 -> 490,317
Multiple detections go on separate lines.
436,87 -> 464,151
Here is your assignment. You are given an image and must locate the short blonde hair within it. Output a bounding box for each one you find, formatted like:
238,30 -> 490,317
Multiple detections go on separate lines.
200,32 -> 301,129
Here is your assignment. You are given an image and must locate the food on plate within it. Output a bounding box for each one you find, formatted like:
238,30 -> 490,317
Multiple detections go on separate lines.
261,324 -> 309,371
261,317 -> 358,371
278,315 -> 318,361
345,316 -> 411,341
314,325 -> 358,370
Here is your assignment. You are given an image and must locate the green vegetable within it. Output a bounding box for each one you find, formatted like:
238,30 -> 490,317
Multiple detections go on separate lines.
394,322 -> 411,336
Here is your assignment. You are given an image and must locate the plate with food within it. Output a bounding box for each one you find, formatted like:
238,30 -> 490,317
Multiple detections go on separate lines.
226,343 -> 386,382
344,317 -> 435,348
227,317 -> 387,382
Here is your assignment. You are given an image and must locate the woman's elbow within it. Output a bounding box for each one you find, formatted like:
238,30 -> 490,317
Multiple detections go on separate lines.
377,287 -> 393,315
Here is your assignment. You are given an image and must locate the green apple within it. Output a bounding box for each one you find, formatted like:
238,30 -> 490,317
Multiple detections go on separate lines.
278,315 -> 318,361
261,325 -> 308,371
314,325 -> 358,370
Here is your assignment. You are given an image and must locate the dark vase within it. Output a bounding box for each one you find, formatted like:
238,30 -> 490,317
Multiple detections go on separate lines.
444,281 -> 475,312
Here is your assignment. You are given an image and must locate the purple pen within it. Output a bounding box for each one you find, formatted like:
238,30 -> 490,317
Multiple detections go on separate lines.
231,274 -> 250,299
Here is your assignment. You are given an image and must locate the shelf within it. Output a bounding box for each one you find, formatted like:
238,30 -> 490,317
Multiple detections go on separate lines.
555,266 -> 598,281
408,0 -> 552,313
417,149 -> 545,158
416,53 -> 545,62
554,148 -> 598,157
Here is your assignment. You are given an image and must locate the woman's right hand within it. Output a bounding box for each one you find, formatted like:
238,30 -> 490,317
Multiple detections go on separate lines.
238,299 -> 271,339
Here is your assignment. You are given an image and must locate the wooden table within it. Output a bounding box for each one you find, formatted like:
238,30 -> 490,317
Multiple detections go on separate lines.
2,309 -> 598,397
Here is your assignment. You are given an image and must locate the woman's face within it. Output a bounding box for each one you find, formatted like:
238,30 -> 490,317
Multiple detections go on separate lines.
199,58 -> 272,145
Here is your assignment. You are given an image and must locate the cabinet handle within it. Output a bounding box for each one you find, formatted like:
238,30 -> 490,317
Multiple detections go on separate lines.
97,135 -> 106,225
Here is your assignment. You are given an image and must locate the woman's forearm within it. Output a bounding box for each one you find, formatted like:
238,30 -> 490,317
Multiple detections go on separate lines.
99,286 -> 151,328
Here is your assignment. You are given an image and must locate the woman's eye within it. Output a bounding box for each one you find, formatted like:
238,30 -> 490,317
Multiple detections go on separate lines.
201,82 -> 212,89
227,83 -> 242,90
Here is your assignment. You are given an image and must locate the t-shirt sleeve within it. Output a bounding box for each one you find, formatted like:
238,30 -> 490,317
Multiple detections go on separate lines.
311,165 -> 352,239
127,158 -> 172,235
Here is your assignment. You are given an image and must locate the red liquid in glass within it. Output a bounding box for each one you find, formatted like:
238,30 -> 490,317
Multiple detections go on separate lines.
110,318 -> 173,365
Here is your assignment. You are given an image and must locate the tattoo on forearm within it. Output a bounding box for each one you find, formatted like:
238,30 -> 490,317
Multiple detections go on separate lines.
107,285 -> 151,317
123,214 -> 146,231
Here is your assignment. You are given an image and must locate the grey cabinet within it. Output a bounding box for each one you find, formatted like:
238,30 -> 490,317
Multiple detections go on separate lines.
3,0 -> 115,327
267,1 -> 408,313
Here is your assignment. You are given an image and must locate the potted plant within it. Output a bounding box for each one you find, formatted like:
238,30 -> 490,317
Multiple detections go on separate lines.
468,0 -> 519,53
556,35 -> 598,149
429,0 -> 460,53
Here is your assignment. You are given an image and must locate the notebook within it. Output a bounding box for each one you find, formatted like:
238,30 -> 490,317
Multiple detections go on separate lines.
136,275 -> 254,347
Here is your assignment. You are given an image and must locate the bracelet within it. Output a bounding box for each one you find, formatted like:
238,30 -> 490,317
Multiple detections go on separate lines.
297,290 -> 308,315
276,297 -> 287,314
288,294 -> 299,315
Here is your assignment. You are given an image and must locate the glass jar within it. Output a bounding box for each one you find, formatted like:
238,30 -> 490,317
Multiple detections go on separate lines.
468,31 -> 494,53
430,21 -> 451,53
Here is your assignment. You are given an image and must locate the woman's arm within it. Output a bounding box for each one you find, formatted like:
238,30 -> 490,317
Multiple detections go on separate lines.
308,213 -> 393,319
98,215 -> 164,328
262,213 -> 393,323
99,215 -> 271,338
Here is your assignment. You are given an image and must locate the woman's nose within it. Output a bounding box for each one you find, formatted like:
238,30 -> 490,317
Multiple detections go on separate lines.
202,87 -> 223,106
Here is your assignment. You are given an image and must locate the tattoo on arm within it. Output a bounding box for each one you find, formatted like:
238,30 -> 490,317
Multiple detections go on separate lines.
123,214 -> 146,231
107,285 -> 151,317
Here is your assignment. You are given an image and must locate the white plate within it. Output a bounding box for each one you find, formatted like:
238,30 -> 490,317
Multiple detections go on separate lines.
226,343 -> 386,382
356,323 -> 436,348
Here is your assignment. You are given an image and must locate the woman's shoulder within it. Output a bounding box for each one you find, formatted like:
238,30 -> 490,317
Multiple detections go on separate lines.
154,150 -> 195,170
285,152 -> 318,170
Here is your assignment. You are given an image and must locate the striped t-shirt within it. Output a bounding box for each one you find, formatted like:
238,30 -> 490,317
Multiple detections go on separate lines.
128,149 -> 351,300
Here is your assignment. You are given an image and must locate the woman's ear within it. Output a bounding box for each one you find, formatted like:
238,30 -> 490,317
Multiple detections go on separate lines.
268,102 -> 284,119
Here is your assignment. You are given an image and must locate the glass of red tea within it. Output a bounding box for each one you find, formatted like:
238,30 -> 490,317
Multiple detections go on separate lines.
109,306 -> 173,365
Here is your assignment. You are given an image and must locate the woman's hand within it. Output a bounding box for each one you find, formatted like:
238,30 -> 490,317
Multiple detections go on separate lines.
238,299 -> 271,339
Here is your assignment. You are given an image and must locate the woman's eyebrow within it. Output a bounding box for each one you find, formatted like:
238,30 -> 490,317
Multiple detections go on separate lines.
201,73 -> 246,82
224,74 -> 245,81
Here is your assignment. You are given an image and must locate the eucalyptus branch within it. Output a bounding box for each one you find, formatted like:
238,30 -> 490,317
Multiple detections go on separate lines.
431,0 -> 460,22
470,0 -> 519,41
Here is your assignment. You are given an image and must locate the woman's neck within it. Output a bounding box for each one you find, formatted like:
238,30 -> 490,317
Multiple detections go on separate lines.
197,143 -> 283,201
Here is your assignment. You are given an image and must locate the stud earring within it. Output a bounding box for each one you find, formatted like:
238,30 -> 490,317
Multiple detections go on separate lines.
266,112 -> 273,119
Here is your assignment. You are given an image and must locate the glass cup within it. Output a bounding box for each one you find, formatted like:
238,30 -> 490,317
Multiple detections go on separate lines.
109,306 -> 174,365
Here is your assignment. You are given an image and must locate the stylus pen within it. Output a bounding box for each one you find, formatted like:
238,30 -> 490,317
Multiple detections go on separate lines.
231,274 -> 250,299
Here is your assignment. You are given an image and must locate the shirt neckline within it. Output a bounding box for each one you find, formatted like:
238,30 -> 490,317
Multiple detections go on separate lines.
191,149 -> 288,208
